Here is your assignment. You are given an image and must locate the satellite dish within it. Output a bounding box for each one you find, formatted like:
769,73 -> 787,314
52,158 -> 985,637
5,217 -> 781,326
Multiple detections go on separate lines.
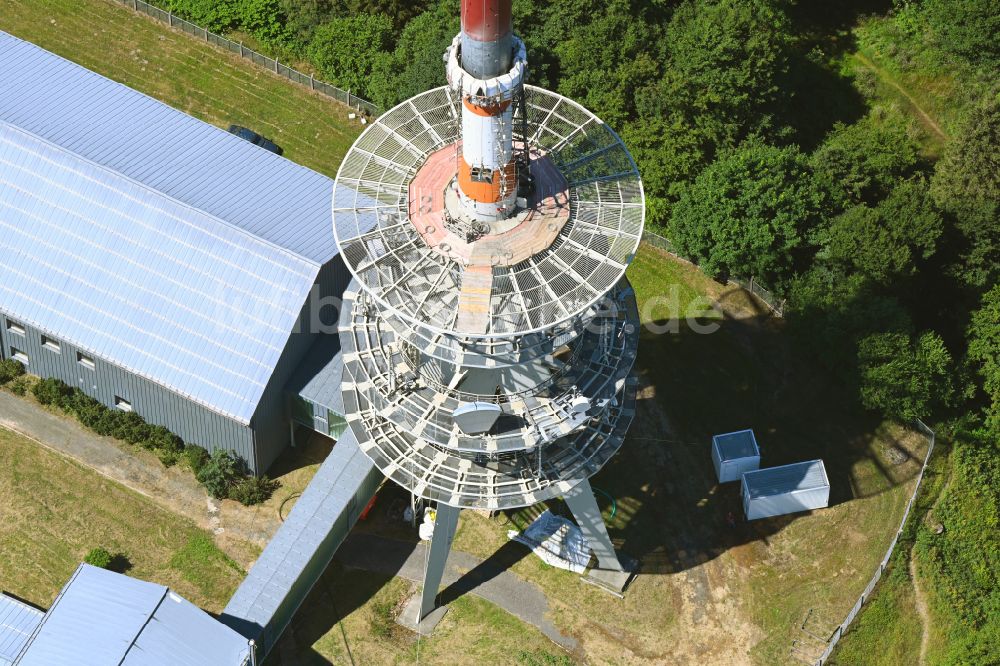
453,401 -> 502,435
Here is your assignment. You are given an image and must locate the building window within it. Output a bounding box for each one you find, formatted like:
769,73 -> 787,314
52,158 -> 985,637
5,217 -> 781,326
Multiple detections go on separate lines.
77,352 -> 96,370
6,320 -> 25,337
9,346 -> 28,365
114,395 -> 132,412
470,166 -> 493,184
41,335 -> 61,353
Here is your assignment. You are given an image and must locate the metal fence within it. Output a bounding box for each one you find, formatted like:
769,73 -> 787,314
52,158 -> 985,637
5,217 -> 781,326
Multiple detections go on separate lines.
641,230 -> 787,317
112,0 -> 380,116
805,419 -> 937,665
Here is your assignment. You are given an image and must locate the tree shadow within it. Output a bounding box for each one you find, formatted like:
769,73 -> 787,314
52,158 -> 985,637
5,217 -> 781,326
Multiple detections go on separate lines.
268,274 -> 928,658
781,43 -> 869,152
108,553 -> 133,574
594,294 -> 925,575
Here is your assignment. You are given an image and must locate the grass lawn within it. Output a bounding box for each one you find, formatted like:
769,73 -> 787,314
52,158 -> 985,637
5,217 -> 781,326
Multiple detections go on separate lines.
827,562 -> 923,666
0,426 -> 243,612
0,0 -> 361,179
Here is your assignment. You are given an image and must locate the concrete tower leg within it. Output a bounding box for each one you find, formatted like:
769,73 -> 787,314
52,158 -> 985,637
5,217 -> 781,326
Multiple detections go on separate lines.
418,502 -> 461,620
564,478 -> 623,572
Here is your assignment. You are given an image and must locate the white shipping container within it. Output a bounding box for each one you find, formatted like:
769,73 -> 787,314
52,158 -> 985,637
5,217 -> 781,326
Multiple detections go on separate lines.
712,429 -> 760,483
741,460 -> 830,521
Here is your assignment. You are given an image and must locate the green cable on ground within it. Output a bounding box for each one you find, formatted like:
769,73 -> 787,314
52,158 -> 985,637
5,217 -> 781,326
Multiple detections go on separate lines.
592,486 -> 617,519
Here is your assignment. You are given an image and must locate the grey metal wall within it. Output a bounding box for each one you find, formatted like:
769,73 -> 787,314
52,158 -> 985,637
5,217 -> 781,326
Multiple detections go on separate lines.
0,255 -> 354,475
251,256 -> 354,473
0,310 -> 254,464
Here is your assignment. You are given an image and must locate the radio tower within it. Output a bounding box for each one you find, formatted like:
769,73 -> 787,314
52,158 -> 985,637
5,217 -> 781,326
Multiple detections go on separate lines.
333,0 -> 645,627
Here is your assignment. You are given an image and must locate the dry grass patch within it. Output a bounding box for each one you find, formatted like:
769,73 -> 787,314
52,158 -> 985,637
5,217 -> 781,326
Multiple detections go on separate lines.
0,426 -> 243,612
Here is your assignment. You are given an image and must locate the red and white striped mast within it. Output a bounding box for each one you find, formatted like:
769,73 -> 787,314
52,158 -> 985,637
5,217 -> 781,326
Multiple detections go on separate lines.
446,0 -> 526,221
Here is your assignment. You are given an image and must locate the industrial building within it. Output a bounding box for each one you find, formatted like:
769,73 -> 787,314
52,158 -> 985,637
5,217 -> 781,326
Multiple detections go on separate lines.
0,31 -> 356,472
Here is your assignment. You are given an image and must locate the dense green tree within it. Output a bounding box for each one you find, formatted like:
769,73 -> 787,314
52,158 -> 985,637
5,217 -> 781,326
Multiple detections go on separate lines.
196,449 -> 240,499
968,285 -> 1000,431
367,1 -> 459,109
811,114 -> 919,204
787,268 -> 912,382
638,0 -> 790,149
931,94 -> 1000,288
619,115 -> 707,229
330,0 -> 432,28
858,331 -> 953,421
234,0 -> 295,46
669,141 -> 833,288
307,14 -> 394,100
279,0 -> 334,42
161,0 -> 239,31
923,0 -> 1000,66
551,0 -> 660,127
821,177 -> 942,284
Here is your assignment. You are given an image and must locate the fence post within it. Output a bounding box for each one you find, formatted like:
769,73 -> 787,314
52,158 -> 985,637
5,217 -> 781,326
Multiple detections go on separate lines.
167,10 -> 172,27
203,26 -> 208,41
275,58 -> 279,74
347,89 -> 352,108
310,74 -> 315,90
132,0 -> 137,10
239,41 -> 244,58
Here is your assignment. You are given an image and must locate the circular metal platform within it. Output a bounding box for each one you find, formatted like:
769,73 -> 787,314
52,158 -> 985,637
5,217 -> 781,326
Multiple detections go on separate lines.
333,85 -> 644,340
338,278 -> 641,510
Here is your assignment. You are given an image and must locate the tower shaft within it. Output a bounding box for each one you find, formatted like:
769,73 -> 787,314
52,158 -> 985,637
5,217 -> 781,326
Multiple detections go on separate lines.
448,0 -> 524,221
461,0 -> 513,78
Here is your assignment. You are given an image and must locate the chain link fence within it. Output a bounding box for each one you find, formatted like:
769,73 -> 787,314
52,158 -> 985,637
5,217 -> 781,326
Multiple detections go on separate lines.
641,230 -> 787,317
113,0 -> 380,116
805,419 -> 936,665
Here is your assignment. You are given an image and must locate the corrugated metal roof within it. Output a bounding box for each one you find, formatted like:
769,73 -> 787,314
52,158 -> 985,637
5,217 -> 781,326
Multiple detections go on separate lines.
287,334 -> 345,415
0,121 -> 318,423
743,460 -> 829,500
16,564 -> 250,666
222,429 -> 378,650
0,595 -> 43,666
0,32 -> 337,264
713,429 -> 759,461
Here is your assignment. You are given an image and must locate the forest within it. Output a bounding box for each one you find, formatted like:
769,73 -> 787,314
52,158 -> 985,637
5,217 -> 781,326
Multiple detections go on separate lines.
154,0 -> 997,661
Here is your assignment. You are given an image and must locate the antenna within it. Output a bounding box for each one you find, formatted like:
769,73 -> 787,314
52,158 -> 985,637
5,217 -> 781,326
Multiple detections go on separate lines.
331,0 -> 646,627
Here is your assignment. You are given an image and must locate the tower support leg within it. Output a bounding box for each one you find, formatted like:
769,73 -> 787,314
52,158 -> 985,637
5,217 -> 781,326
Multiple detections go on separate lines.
564,478 -> 624,572
419,502 -> 461,620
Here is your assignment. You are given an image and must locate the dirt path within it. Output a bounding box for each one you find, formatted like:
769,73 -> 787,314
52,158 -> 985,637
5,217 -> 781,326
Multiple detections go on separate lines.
851,52 -> 948,142
910,547 -> 931,665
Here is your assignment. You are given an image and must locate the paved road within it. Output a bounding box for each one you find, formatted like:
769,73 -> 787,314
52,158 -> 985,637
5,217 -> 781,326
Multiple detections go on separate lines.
337,533 -> 578,650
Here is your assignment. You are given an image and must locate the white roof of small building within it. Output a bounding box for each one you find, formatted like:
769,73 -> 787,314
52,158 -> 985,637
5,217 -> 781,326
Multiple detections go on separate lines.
742,460 -> 829,500
15,564 -> 251,666
713,429 -> 759,461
